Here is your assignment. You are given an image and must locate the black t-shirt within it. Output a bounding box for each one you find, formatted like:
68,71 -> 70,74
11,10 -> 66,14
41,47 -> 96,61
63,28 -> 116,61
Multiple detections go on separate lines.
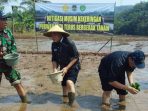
52,37 -> 80,70
98,51 -> 135,82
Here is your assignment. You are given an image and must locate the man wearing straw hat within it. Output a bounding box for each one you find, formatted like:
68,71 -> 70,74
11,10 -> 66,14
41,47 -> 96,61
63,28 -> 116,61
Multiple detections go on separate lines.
0,11 -> 30,103
44,25 -> 80,107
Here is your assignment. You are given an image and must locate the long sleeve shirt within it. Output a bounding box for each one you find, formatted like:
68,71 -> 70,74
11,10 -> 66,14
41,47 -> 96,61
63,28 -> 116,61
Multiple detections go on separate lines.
0,28 -> 17,55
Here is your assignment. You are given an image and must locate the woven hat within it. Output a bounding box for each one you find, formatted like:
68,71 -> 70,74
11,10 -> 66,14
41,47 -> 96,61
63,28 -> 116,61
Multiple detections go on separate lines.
43,25 -> 70,37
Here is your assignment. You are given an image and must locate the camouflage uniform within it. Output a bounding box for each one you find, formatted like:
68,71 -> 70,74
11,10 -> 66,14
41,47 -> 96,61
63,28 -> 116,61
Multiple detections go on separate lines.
0,28 -> 21,85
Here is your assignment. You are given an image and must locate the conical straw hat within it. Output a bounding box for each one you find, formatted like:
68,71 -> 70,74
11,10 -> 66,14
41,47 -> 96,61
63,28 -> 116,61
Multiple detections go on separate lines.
43,25 -> 70,37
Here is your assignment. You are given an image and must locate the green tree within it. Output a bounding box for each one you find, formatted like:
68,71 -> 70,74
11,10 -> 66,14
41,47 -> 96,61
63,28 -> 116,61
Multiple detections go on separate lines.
0,0 -> 17,4
114,2 -> 148,35
11,0 -> 35,32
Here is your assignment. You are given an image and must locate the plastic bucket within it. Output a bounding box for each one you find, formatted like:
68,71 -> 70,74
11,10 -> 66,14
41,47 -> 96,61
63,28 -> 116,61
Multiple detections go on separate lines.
47,71 -> 63,84
3,53 -> 20,66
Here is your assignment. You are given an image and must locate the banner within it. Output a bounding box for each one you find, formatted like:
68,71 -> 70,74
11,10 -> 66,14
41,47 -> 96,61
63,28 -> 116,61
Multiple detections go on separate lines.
35,2 -> 115,33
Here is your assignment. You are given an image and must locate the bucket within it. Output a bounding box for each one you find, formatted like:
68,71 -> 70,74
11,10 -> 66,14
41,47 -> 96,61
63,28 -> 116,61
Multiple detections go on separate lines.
47,71 -> 63,84
3,53 -> 20,66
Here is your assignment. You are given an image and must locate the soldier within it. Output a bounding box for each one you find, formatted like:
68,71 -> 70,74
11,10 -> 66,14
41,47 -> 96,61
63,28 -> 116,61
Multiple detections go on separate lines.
0,11 -> 29,103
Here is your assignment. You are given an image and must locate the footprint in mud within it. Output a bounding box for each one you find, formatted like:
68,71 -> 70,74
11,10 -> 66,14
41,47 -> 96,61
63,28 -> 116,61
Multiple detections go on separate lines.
112,102 -> 126,111
18,103 -> 27,111
61,104 -> 75,111
60,103 -> 80,111
134,43 -> 143,50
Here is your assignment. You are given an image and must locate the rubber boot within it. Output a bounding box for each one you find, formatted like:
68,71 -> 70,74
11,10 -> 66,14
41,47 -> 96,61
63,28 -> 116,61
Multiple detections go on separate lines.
20,95 -> 31,104
68,92 -> 75,107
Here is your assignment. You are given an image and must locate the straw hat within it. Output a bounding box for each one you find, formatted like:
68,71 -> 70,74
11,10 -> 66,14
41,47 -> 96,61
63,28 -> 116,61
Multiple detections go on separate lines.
43,25 -> 70,37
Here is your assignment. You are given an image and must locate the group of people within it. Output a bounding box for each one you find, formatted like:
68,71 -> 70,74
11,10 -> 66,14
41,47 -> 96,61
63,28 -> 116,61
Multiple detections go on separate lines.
0,11 -> 145,109
43,25 -> 145,108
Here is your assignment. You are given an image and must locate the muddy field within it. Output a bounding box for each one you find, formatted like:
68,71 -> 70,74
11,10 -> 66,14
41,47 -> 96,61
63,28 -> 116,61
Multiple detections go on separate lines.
0,38 -> 148,111
15,38 -> 148,53
0,54 -> 148,111
0,53 -> 102,111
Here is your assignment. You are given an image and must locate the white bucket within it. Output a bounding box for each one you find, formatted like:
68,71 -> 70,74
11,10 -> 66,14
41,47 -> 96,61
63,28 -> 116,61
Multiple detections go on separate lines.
3,53 -> 20,66
47,71 -> 63,84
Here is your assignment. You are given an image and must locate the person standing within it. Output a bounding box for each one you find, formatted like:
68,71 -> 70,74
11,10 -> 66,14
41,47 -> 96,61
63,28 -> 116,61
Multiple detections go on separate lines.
0,11 -> 29,103
44,25 -> 80,107
98,50 -> 145,108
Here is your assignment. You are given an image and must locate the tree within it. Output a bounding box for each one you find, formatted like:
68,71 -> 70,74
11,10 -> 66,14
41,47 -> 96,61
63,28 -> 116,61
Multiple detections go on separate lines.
114,2 -> 148,35
0,0 -> 17,4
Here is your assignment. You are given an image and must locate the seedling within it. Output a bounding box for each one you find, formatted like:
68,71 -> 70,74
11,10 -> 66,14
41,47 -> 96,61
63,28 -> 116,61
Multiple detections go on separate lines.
130,82 -> 140,91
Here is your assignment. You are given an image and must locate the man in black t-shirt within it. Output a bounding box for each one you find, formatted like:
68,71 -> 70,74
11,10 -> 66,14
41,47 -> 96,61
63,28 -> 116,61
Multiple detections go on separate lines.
44,25 -> 80,107
98,50 -> 145,108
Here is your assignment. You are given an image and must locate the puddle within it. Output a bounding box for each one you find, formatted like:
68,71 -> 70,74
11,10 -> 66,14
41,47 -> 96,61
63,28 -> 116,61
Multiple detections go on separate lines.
0,39 -> 148,111
16,39 -> 148,54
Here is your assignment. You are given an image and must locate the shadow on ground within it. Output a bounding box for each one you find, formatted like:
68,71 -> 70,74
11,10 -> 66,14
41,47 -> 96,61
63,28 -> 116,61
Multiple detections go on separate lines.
0,93 -> 126,111
0,93 -> 104,111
